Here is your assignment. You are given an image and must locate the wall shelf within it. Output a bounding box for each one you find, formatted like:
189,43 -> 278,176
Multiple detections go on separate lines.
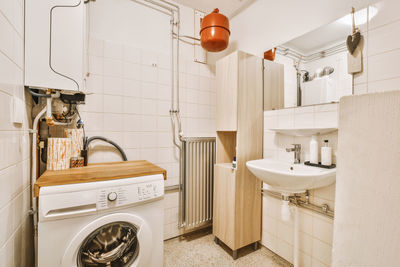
269,127 -> 338,136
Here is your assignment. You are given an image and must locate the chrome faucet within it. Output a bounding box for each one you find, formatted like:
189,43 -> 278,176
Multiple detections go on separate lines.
286,144 -> 301,164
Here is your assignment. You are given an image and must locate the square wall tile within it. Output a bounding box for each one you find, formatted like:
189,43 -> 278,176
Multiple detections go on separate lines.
104,41 -> 123,60
103,58 -> 123,77
368,49 -> 400,82
312,238 -> 332,266
123,45 -> 141,64
367,20 -> 400,57
103,76 -> 123,95
312,215 -> 334,245
88,37 -> 103,57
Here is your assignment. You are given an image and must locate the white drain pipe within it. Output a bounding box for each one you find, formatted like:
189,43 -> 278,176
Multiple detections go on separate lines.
30,107 -> 46,267
293,205 -> 299,267
281,194 -> 299,267
264,189 -> 333,267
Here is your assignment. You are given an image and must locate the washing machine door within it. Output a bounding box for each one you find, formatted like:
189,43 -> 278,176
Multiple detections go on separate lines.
62,213 -> 152,267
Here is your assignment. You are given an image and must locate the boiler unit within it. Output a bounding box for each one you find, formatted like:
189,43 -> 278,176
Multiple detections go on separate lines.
25,0 -> 85,91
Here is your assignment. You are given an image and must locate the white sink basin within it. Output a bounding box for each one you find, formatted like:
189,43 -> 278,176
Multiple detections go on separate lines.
246,159 -> 336,194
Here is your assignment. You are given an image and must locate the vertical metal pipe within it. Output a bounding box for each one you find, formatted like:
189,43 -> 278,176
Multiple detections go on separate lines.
179,140 -> 185,227
195,142 -> 198,225
200,142 -> 204,223
297,71 -> 302,107
176,10 -> 180,113
170,16 -> 175,111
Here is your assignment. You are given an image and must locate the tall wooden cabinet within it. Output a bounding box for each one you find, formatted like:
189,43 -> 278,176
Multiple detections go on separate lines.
213,51 -> 263,259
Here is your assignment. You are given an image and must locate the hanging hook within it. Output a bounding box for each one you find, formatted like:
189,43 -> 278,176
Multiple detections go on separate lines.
351,7 -> 359,35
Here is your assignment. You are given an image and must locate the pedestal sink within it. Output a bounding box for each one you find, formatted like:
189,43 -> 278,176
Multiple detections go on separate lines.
246,159 -> 336,194
247,158 -> 336,267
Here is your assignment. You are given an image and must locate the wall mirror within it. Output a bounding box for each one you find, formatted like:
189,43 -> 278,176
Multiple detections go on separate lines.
264,7 -> 371,110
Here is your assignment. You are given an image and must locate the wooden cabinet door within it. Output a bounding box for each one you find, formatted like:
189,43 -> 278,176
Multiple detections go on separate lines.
216,52 -> 238,131
213,164 -> 236,248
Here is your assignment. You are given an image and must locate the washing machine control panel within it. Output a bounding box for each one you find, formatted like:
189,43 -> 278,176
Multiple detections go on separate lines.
96,179 -> 164,210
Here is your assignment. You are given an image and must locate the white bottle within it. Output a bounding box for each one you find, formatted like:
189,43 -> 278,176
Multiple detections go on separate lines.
309,135 -> 318,164
321,140 -> 332,166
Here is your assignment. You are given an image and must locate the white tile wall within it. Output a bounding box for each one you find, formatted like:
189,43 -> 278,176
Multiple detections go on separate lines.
0,0 -> 34,266
262,103 -> 338,266
83,3 -> 216,241
84,38 -> 216,166
354,0 -> 400,94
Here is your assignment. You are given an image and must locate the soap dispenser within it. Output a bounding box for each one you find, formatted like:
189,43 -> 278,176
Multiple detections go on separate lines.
321,140 -> 332,166
309,135 -> 318,164
232,156 -> 237,170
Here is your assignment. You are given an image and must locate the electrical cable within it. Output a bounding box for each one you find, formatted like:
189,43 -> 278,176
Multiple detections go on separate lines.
84,136 -> 127,161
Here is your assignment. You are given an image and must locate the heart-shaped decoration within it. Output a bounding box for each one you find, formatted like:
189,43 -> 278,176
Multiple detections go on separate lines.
347,32 -> 361,55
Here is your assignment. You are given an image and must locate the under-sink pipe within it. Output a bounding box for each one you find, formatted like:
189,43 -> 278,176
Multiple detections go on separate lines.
262,189 -> 334,267
293,205 -> 299,267
281,194 -> 291,221
30,107 -> 47,267
262,188 -> 334,218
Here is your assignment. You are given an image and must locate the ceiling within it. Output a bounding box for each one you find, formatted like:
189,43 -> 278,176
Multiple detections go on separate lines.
282,6 -> 370,55
175,0 -> 255,17
283,19 -> 351,55
227,0 -> 378,57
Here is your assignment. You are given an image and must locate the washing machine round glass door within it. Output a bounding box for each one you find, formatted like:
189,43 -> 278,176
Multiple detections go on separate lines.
77,221 -> 138,266
62,213 -> 152,267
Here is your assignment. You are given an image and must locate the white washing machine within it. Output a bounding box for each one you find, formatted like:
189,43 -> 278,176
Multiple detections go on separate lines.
37,174 -> 164,267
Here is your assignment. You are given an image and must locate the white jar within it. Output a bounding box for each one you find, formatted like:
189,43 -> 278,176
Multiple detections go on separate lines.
321,140 -> 332,166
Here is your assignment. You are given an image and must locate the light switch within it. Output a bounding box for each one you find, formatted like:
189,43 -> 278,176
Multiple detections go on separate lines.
12,96 -> 24,124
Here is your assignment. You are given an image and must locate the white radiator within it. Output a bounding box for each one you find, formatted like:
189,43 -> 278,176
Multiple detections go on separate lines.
179,137 -> 216,230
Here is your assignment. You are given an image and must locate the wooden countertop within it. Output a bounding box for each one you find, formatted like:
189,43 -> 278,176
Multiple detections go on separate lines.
34,160 -> 166,197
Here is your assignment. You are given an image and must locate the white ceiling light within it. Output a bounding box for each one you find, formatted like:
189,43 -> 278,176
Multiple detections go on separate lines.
337,6 -> 378,26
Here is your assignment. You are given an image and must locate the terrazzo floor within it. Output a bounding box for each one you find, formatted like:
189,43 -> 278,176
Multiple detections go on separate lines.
164,230 -> 292,267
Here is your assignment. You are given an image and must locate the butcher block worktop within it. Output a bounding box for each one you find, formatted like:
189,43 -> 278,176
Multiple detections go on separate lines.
34,160 -> 166,197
